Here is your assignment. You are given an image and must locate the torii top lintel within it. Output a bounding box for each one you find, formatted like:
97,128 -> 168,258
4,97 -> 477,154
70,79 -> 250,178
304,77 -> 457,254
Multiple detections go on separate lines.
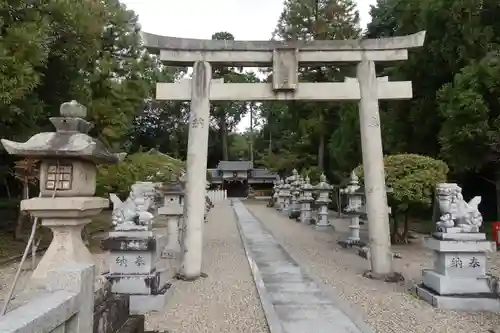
141,31 -> 426,66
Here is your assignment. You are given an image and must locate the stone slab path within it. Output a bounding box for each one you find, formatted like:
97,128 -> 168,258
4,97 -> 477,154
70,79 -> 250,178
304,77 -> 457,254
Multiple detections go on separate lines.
246,202 -> 500,333
232,200 -> 373,333
145,202 -> 269,333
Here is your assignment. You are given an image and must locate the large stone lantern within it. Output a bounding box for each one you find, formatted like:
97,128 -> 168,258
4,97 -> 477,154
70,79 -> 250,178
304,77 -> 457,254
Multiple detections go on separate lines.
1,100 -> 120,283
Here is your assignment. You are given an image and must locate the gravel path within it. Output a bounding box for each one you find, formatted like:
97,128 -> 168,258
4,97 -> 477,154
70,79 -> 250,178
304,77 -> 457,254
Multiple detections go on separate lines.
145,203 -> 269,333
246,202 -> 500,333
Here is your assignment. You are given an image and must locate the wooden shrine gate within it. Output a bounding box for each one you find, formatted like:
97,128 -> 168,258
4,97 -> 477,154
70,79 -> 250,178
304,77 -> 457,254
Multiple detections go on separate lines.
142,31 -> 426,280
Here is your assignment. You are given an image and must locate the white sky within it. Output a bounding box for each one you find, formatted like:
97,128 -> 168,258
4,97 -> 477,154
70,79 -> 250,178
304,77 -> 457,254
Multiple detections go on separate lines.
121,0 -> 377,131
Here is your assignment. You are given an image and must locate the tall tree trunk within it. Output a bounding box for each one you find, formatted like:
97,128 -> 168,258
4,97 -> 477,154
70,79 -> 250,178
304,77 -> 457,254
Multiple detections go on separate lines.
495,169 -> 500,220
14,180 -> 30,240
402,209 -> 411,244
249,106 -> 254,163
318,112 -> 325,170
318,133 -> 325,170
220,117 -> 229,160
268,131 -> 272,155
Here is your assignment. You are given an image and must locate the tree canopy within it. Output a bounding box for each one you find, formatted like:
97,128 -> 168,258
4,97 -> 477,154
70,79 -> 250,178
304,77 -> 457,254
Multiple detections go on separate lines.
2,0 -> 500,222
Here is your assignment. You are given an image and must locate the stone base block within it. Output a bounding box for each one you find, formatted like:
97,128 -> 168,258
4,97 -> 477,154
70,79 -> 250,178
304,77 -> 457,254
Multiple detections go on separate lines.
280,208 -> 291,216
422,270 -> 491,295
433,232 -> 486,241
129,283 -> 173,314
413,283 -> 500,312
314,224 -> 331,230
424,237 -> 495,252
106,269 -> 169,294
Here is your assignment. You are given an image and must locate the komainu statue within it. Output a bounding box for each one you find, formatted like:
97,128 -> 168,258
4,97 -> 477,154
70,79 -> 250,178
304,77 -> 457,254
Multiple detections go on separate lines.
435,183 -> 483,233
110,181 -> 161,230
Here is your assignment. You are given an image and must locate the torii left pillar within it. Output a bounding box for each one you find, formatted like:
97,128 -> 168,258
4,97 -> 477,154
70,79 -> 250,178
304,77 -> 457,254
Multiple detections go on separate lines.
179,61 -> 212,280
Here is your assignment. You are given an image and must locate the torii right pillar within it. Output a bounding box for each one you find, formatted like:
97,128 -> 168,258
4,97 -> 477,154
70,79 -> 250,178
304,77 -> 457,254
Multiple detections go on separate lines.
356,59 -> 394,279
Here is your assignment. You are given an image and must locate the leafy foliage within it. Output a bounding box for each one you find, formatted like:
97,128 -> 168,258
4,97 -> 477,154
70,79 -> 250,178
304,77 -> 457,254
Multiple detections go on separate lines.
355,154 -> 448,210
96,152 -> 185,199
355,154 -> 449,242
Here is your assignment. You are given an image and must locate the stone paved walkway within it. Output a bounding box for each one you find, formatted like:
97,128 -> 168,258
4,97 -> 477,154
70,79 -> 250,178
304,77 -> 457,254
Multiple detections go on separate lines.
246,202 -> 500,333
145,202 -> 269,333
232,200 -> 373,333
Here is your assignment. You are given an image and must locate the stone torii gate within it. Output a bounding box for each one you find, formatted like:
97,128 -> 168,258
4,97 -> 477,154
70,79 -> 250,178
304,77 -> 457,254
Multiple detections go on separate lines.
142,31 -> 426,280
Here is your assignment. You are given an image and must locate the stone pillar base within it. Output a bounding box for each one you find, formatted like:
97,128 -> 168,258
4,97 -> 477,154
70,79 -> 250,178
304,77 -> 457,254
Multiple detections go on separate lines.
20,196 -> 108,285
415,235 -> 499,312
101,231 -> 172,314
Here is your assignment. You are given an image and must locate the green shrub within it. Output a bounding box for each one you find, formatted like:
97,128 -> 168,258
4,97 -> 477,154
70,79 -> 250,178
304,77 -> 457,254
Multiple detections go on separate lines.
354,154 -> 449,243
301,166 -> 322,184
96,152 -> 185,199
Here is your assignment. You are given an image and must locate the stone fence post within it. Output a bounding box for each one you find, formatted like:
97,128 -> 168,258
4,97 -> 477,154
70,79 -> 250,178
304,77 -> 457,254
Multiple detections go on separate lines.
0,263 -> 94,333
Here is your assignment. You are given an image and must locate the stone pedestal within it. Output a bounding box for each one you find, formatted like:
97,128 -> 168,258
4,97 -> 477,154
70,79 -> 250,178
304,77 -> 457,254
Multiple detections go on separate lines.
348,215 -> 361,243
299,198 -> 313,224
157,204 -> 183,259
414,234 -> 500,311
102,230 -> 171,314
299,176 -> 314,224
315,204 -> 330,228
21,196 -> 107,284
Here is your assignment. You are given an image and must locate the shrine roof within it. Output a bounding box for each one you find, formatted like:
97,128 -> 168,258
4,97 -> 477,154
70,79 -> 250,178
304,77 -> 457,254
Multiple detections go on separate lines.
217,160 -> 253,171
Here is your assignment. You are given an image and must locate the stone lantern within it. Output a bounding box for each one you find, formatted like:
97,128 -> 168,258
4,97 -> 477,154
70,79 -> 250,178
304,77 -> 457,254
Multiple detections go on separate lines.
314,173 -> 333,229
158,180 -> 184,259
279,179 -> 291,213
283,169 -> 298,216
1,100 -> 120,284
299,176 -> 315,224
289,173 -> 302,219
339,171 -> 364,246
274,179 -> 283,210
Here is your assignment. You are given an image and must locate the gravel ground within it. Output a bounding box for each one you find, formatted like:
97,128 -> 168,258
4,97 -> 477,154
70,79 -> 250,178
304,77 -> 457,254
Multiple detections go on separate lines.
246,202 -> 500,333
145,203 -> 269,333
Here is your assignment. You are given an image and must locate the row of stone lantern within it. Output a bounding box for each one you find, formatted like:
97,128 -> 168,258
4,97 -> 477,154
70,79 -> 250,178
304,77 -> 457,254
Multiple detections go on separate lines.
272,169 -> 333,229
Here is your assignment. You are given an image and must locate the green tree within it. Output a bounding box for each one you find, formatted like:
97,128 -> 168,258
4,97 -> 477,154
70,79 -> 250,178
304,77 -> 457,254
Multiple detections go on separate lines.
355,154 -> 449,243
437,52 -> 500,217
366,0 -> 500,156
210,32 -> 260,161
265,0 -> 360,174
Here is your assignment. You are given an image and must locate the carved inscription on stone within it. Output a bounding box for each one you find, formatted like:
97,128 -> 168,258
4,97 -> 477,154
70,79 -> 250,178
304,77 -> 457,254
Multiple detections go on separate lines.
272,48 -> 298,91
45,164 -> 73,190
135,255 -> 145,267
469,256 -> 480,268
115,255 -> 128,267
191,117 -> 205,129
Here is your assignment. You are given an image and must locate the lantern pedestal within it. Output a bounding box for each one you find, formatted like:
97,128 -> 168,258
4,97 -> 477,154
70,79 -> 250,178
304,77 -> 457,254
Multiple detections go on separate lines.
21,196 -> 108,284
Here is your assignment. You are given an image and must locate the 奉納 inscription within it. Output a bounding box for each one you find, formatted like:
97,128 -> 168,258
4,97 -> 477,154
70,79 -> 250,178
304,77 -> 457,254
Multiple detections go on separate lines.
135,255 -> 145,267
450,257 -> 463,268
115,256 -> 128,267
469,256 -> 480,268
